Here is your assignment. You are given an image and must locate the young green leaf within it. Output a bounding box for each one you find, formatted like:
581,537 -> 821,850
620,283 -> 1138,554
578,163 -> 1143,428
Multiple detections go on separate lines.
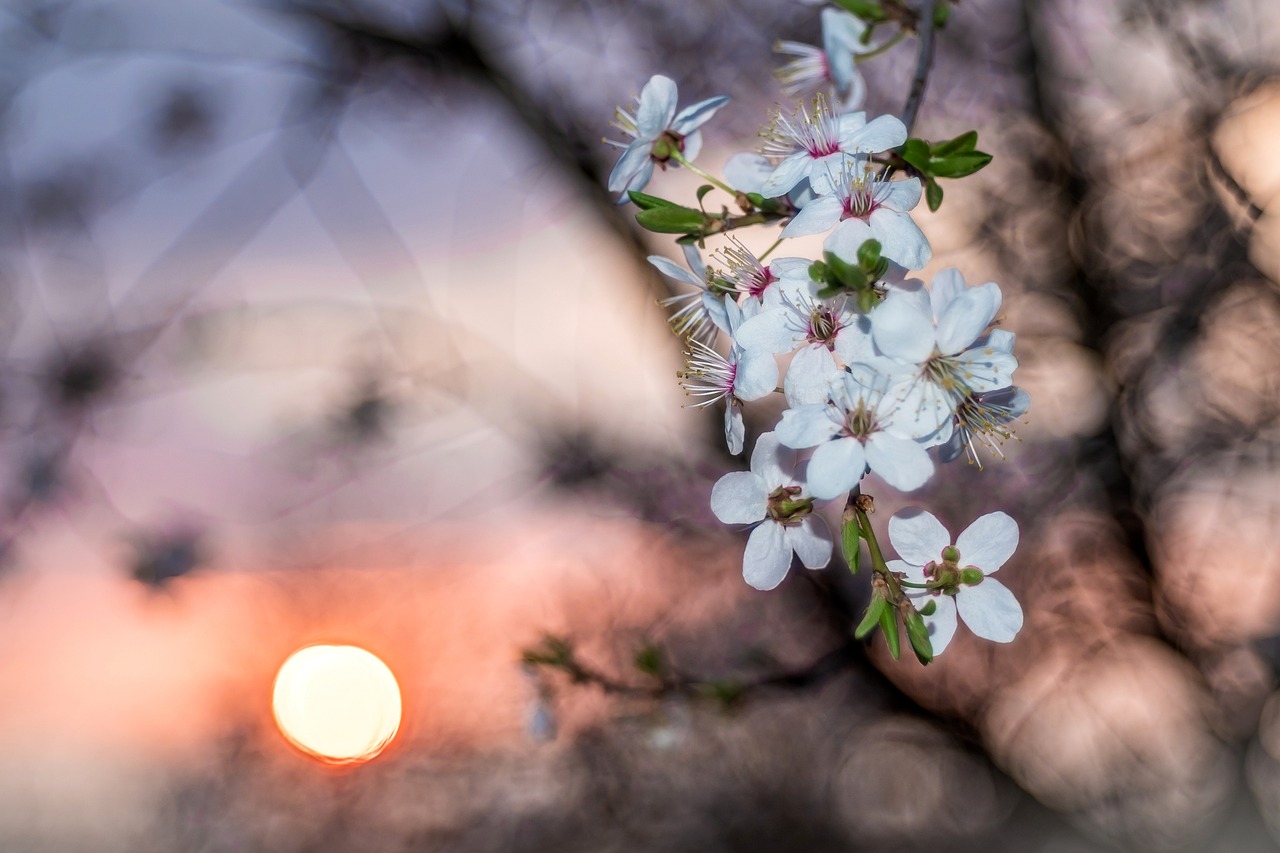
928,151 -> 993,178
841,511 -> 862,575
855,594 -> 887,640
900,138 -> 931,173
627,190 -> 678,210
696,184 -> 715,204
930,130 -> 979,157
636,205 -> 707,234
878,606 -> 901,660
926,179 -> 943,213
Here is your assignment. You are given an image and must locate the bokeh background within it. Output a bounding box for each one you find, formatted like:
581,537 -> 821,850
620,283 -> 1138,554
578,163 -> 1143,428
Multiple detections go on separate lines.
3,0 -> 1280,850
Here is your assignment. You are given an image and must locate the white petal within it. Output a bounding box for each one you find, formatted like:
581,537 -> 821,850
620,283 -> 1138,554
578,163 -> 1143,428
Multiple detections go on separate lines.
724,152 -> 774,194
724,401 -> 745,455
881,178 -> 922,212
887,508 -> 950,566
806,437 -> 866,500
918,593 -> 958,655
648,255 -> 704,287
955,511 -> 1019,572
956,578 -> 1023,642
751,431 -> 797,486
929,268 -> 967,322
734,310 -> 798,355
786,517 -> 834,569
954,347 -> 1018,392
682,130 -> 704,164
733,349 -> 779,401
864,432 -> 934,492
743,522 -> 793,590
823,217 -> 875,264
833,314 -> 875,365
781,196 -> 844,238
608,142 -> 652,193
784,345 -> 839,406
760,153 -> 813,198
710,471 -> 768,523
887,558 -> 925,584
936,284 -> 999,356
776,404 -> 841,449
636,75 -> 678,138
842,113 -> 907,153
871,294 -> 936,363
867,209 -> 931,270
672,95 -> 730,134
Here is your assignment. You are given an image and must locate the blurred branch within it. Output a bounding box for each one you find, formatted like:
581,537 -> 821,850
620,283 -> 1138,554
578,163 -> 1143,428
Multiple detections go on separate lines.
900,0 -> 936,135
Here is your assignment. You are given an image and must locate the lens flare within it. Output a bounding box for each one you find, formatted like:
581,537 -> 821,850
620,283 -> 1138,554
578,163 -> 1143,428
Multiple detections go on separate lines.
272,644 -> 402,764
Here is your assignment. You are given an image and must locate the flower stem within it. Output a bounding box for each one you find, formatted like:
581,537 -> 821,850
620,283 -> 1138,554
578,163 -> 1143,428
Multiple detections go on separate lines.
669,151 -> 738,196
758,236 -> 784,262
855,30 -> 908,63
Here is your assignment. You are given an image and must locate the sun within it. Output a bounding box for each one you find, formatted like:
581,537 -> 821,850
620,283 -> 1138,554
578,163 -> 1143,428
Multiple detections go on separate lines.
271,644 -> 402,764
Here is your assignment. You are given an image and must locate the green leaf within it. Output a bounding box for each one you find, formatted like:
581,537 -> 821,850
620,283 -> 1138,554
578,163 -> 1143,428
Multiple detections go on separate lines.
928,151 -> 993,178
696,184 -> 715,204
636,205 -> 707,234
930,130 -> 978,157
627,190 -> 677,210
879,606 -> 901,660
855,595 -> 886,640
900,138 -> 931,173
926,179 -> 943,213
841,512 -> 862,575
823,250 -> 867,290
808,261 -> 828,282
905,609 -> 934,665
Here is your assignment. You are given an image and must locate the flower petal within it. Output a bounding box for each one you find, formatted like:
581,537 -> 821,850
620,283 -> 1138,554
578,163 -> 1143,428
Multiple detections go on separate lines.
918,593 -> 958,655
842,113 -> 906,153
867,209 -> 931,270
887,507 -> 950,566
784,344 -> 839,406
781,196 -> 844,238
787,517 -> 834,569
743,522 -> 793,590
936,283 -> 999,356
864,432 -> 934,492
955,511 -> 1019,572
760,153 -> 813,198
648,254 -> 704,288
672,95 -> 730,134
871,293 -> 935,363
636,75 -> 678,138
608,142 -> 653,193
733,349 -> 779,401
724,152 -> 774,194
777,403 -> 841,448
956,578 -> 1023,642
929,268 -> 966,322
806,437 -> 866,500
724,400 -> 745,455
881,178 -> 922,212
751,431 -> 797,487
954,347 -> 1018,392
710,471 -> 768,523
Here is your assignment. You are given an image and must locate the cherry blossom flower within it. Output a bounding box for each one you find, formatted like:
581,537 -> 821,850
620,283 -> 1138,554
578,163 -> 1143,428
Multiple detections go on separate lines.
711,432 -> 833,590
607,75 -> 729,197
776,365 -> 934,498
679,298 -> 778,455
648,245 -> 728,344
887,508 -> 1023,654
871,269 -> 1017,440
784,163 -> 932,270
759,100 -> 907,199
775,9 -> 871,113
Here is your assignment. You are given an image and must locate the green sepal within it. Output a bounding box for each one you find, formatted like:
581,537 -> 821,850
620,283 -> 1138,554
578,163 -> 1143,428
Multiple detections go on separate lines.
959,567 -> 985,586
905,609 -> 934,665
841,512 -> 862,575
855,238 -> 882,272
925,179 -> 943,213
919,599 -> 937,617
627,190 -> 678,210
823,250 -> 867,290
809,260 -> 828,282
696,184 -> 715,204
928,151 -> 993,178
879,605 -> 901,660
855,594 -> 886,639
816,284 -> 845,300
636,205 -> 707,234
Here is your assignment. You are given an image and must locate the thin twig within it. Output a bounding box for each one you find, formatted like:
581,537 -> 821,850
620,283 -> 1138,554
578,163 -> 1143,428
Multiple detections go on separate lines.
900,0 -> 937,136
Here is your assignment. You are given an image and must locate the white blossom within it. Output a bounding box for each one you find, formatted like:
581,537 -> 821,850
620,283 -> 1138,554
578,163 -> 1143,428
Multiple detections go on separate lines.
607,75 -> 729,197
711,432 -> 833,590
887,508 -> 1023,654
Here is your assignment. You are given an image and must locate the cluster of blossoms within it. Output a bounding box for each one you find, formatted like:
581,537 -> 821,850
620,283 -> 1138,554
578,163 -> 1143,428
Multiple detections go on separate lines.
605,2 -> 1028,664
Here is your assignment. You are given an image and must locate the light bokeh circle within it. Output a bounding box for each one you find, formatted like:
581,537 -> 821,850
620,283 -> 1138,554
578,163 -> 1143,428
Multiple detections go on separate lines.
272,644 -> 402,764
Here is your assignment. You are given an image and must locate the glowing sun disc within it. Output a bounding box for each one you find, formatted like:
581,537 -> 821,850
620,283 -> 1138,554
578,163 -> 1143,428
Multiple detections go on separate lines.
272,645 -> 402,764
